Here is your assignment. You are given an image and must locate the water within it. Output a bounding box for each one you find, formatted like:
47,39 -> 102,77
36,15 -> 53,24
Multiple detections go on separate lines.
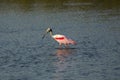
0,0 -> 120,80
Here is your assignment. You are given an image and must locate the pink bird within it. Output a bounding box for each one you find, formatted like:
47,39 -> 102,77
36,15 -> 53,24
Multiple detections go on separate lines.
42,28 -> 76,48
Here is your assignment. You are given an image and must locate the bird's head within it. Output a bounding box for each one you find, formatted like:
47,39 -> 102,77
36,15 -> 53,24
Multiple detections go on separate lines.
42,28 -> 53,39
46,28 -> 52,33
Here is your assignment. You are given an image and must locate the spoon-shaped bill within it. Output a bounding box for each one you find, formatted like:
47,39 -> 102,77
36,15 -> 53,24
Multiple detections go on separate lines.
42,33 -> 46,39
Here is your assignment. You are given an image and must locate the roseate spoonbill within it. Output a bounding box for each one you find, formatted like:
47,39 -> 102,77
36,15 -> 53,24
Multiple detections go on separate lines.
42,28 -> 76,48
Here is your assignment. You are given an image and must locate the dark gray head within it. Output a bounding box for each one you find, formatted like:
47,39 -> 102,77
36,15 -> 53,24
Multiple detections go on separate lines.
42,28 -> 53,39
46,28 -> 52,33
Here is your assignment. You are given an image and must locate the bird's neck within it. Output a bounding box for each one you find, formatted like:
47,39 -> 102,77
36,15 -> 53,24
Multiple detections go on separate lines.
49,31 -> 53,37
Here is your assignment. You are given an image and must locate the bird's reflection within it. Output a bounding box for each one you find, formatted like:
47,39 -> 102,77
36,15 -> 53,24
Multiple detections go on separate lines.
53,48 -> 76,80
56,48 -> 74,63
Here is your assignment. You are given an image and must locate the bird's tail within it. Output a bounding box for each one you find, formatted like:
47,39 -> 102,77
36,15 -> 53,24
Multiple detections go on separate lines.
68,39 -> 77,45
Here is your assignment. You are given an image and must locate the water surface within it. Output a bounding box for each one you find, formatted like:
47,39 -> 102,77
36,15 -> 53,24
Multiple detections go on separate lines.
0,0 -> 120,80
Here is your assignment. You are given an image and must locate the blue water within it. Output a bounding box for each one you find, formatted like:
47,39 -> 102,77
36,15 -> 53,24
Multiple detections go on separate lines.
0,1 -> 120,80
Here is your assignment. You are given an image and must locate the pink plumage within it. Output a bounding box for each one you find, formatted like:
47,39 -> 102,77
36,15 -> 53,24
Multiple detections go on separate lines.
42,28 -> 76,48
52,34 -> 76,45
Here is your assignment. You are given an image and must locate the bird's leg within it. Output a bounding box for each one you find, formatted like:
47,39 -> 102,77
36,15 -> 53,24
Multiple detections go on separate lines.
59,43 -> 62,49
65,44 -> 69,48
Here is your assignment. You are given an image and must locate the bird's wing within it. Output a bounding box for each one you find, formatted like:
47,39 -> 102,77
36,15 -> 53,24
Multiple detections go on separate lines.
52,34 -> 67,40
52,34 -> 66,38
